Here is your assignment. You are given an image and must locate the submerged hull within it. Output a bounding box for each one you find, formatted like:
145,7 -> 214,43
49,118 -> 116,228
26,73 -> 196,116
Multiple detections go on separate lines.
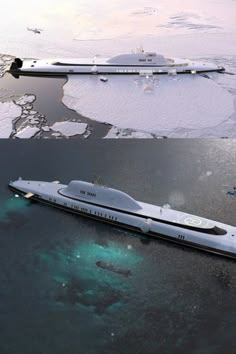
8,179 -> 236,259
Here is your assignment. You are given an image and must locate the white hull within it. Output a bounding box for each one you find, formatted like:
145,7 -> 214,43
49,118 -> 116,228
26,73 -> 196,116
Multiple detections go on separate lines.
8,52 -> 225,77
9,178 -> 236,259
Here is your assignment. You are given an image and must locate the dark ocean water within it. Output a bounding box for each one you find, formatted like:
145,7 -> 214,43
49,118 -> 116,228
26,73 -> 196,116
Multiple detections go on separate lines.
0,140 -> 236,354
0,73 -> 109,138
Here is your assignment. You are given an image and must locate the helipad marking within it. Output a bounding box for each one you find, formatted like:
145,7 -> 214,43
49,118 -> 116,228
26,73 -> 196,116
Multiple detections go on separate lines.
184,216 -> 202,227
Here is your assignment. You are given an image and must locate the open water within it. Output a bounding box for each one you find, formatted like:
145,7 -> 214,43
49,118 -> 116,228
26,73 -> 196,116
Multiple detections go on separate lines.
0,140 -> 236,354
0,72 -> 110,138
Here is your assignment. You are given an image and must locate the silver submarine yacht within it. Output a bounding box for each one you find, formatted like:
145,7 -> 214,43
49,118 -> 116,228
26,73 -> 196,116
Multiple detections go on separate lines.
8,49 -> 224,78
9,178 -> 236,259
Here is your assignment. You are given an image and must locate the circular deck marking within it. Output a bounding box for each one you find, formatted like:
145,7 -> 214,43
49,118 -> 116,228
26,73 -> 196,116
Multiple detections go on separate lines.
184,216 -> 202,227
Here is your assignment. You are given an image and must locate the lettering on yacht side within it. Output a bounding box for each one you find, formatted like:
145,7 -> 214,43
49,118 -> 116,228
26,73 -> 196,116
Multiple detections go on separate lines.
8,178 -> 235,259
80,190 -> 96,197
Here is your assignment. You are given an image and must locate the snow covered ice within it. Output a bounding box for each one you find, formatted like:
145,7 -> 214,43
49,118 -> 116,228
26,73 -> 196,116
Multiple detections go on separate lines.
50,121 -> 88,137
0,0 -> 236,137
0,101 -> 21,138
63,74 -> 234,138
15,127 -> 40,139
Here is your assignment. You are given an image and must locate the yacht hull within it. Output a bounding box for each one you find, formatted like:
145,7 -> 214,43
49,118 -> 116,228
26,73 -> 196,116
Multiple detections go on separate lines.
8,179 -> 236,259
8,57 -> 225,78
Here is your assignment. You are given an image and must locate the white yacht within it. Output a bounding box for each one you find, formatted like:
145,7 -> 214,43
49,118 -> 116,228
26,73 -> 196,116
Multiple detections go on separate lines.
9,178 -> 236,259
8,50 -> 224,77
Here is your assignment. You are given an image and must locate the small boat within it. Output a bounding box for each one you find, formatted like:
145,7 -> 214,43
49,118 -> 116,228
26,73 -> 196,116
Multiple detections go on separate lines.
99,76 -> 108,82
8,178 -> 236,259
7,49 -> 225,78
96,261 -> 131,276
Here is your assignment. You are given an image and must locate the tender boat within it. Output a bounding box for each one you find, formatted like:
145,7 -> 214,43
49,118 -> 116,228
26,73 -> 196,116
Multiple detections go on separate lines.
96,261 -> 131,277
8,50 -> 224,78
8,178 -> 236,259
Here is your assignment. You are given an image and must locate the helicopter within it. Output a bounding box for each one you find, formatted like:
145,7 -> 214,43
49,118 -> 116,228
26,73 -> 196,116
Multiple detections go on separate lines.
27,27 -> 43,34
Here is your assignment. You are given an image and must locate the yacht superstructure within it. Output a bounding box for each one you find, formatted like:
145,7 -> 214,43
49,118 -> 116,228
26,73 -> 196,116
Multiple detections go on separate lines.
9,178 -> 236,258
8,50 -> 224,78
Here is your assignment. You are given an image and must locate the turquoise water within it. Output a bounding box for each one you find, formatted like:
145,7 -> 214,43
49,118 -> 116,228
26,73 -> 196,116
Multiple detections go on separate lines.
0,195 -> 30,220
0,140 -> 236,354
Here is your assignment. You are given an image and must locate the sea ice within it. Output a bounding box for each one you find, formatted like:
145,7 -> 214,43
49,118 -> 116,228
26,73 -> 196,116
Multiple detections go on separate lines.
41,126 -> 50,132
15,126 -> 40,139
51,132 -> 61,137
14,95 -> 36,106
50,121 -> 87,136
63,74 -> 234,137
104,126 -> 155,139
0,101 -> 21,138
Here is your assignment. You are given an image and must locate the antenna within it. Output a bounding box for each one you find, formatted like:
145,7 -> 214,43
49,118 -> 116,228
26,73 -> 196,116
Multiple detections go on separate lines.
93,175 -> 108,188
138,44 -> 144,53
93,175 -> 103,186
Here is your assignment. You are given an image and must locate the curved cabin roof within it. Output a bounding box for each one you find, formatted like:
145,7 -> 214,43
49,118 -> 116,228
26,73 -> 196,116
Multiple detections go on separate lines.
60,181 -> 142,211
107,52 -> 169,65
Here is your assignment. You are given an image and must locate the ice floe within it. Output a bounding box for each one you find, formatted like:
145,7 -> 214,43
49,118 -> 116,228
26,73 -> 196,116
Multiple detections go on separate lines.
0,91 -> 91,138
41,126 -> 50,132
104,126 -> 160,139
0,93 -> 49,138
0,101 -> 21,138
0,0 -> 235,58
14,94 -> 35,106
63,74 -> 234,138
51,132 -> 61,137
0,54 -> 14,78
50,121 -> 88,137
15,126 -> 40,139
